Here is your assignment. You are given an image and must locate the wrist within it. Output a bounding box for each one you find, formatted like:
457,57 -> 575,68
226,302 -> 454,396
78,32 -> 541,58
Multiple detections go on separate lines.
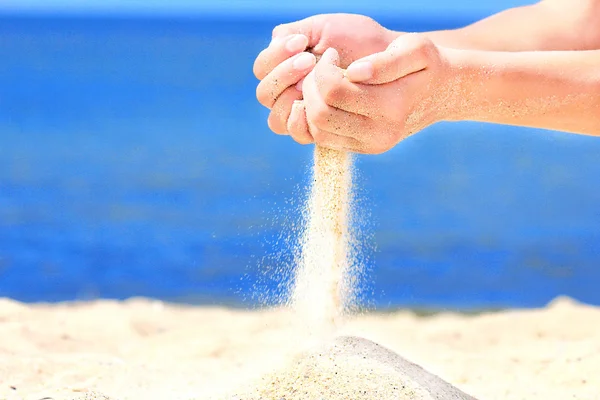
384,29 -> 403,46
437,47 -> 480,123
423,28 -> 472,49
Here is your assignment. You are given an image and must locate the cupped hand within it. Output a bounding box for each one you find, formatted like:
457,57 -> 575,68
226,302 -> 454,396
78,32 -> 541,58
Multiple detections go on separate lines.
253,14 -> 400,137
288,34 -> 457,154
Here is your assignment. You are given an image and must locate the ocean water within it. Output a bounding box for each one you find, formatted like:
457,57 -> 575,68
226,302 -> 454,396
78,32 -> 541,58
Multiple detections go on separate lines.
1,14 -> 599,309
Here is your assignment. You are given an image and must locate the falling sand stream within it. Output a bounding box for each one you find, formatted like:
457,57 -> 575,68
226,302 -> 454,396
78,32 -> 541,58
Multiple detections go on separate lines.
291,146 -> 354,334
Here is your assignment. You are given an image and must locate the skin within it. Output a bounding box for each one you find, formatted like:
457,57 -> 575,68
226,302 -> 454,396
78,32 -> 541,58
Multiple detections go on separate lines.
253,0 -> 600,153
448,49 -> 600,133
253,14 -> 397,139
424,0 -> 600,51
294,37 -> 450,154
291,38 -> 600,153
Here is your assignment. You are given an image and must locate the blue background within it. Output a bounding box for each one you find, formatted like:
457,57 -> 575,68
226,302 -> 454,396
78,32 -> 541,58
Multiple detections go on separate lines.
1,1 -> 599,309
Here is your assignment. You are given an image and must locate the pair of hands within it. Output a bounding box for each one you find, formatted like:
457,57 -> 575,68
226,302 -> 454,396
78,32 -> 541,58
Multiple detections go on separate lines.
253,14 -> 456,154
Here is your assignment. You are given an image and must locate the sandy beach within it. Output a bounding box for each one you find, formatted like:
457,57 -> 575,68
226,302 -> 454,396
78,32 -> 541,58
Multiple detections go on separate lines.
0,296 -> 598,400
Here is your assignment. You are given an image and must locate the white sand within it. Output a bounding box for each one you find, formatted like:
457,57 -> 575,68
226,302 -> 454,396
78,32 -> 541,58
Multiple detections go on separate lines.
225,336 -> 476,399
1,296 -> 599,400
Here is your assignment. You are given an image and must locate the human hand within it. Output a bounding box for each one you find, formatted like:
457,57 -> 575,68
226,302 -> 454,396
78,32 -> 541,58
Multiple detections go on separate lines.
253,14 -> 399,137
288,34 -> 457,154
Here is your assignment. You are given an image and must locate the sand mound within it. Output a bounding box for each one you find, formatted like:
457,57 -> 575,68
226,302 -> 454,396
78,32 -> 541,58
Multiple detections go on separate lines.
5,299 -> 598,399
225,336 -> 477,400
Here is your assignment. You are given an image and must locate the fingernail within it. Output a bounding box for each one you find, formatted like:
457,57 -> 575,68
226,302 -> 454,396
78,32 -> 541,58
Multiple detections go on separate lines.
288,101 -> 299,129
290,100 -> 303,119
323,48 -> 335,57
286,34 -> 308,53
295,78 -> 305,91
293,52 -> 315,71
346,61 -> 373,82
322,47 -> 339,62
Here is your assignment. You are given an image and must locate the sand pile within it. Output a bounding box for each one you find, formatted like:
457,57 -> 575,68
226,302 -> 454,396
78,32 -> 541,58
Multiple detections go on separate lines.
225,336 -> 476,400
2,297 -> 600,399
218,146 -> 478,399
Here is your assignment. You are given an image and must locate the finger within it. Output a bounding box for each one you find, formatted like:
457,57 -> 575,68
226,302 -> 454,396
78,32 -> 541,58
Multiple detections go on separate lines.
309,127 -> 364,153
306,103 -> 375,139
287,100 -> 314,145
317,47 -> 341,69
307,48 -> 373,117
272,16 -> 356,64
256,52 -> 316,109
253,34 -> 309,80
346,33 -> 432,84
309,48 -> 404,120
298,67 -> 374,139
267,86 -> 303,135
302,48 -> 343,115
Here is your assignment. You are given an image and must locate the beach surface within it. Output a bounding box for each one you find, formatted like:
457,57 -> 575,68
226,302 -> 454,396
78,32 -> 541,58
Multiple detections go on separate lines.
0,296 -> 598,400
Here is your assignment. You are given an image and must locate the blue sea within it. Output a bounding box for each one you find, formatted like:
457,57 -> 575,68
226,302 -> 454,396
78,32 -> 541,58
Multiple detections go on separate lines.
1,13 -> 599,309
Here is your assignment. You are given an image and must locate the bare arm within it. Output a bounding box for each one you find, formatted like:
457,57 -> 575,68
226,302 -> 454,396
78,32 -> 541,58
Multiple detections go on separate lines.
255,5 -> 600,141
418,0 -> 600,51
446,48 -> 600,135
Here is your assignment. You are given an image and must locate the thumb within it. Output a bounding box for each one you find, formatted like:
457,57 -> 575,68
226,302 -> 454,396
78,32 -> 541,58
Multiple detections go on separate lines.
318,47 -> 340,66
345,34 -> 432,85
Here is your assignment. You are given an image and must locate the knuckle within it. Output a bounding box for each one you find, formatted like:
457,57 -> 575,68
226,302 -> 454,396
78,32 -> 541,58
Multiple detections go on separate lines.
256,77 -> 285,109
322,87 -> 339,105
276,87 -> 299,109
314,66 -> 344,105
420,36 -> 435,49
289,116 -> 313,145
310,104 -> 332,128
272,23 -> 288,38
415,36 -> 435,58
318,79 -> 342,105
396,33 -> 433,59
310,126 -> 326,144
252,63 -> 260,80
271,25 -> 281,37
267,112 -> 286,134
252,53 -> 266,80
370,136 -> 394,155
292,133 -> 312,145
272,89 -> 301,130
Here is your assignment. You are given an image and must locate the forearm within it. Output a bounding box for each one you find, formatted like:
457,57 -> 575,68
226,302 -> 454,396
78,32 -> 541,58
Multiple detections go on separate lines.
445,49 -> 600,135
412,0 -> 600,51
